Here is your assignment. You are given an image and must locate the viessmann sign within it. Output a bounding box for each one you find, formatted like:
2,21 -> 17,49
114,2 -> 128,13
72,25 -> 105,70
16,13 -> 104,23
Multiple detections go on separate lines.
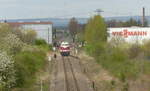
112,29 -> 147,38
108,27 -> 150,43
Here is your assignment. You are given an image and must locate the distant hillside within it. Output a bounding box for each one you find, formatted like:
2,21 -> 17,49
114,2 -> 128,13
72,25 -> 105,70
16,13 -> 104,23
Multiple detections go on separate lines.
1,18 -> 88,27
1,16 -> 150,27
105,16 -> 150,22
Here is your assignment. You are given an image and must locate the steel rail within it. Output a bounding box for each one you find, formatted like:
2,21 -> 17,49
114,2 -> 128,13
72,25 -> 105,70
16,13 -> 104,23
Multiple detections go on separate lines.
62,57 -> 70,91
67,57 -> 80,91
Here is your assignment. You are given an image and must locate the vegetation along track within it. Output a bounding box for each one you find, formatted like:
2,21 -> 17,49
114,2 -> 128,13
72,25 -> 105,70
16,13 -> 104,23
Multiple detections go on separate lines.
62,57 -> 80,91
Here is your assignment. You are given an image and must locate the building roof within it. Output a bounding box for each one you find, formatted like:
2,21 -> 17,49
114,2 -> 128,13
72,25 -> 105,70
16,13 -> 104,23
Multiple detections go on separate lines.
6,21 -> 53,27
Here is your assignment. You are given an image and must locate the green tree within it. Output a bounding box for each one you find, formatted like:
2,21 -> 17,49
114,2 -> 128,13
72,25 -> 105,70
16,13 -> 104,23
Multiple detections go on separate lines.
22,30 -> 37,44
85,15 -> 107,43
106,18 -> 149,27
84,15 -> 107,56
122,18 -> 138,27
0,23 -> 11,40
0,23 -> 49,90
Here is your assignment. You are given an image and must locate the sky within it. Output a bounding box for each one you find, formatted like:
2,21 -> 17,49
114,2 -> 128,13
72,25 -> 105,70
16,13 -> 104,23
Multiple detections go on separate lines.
0,0 -> 149,19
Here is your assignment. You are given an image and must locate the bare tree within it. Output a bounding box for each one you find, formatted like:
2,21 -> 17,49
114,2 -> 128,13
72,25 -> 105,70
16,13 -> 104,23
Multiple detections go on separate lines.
68,17 -> 78,42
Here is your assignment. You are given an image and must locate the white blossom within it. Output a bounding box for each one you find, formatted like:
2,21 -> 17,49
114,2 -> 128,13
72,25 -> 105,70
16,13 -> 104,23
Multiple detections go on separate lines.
0,50 -> 16,88
0,33 -> 23,54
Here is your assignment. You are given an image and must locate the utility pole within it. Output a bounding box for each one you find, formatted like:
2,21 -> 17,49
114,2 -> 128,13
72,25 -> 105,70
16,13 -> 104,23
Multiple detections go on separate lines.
48,28 -> 50,44
54,28 -> 57,39
40,80 -> 43,91
95,9 -> 104,15
142,7 -> 145,27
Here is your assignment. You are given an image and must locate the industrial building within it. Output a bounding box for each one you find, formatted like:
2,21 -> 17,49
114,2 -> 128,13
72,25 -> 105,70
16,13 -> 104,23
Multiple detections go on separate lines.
7,21 -> 53,44
108,27 -> 150,44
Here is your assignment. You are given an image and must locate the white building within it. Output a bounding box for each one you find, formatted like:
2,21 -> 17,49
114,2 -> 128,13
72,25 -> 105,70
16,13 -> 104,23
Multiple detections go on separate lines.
108,27 -> 150,44
7,21 -> 53,44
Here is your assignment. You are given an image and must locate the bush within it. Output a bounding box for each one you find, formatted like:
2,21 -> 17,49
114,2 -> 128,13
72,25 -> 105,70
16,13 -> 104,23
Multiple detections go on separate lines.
141,41 -> 150,59
128,44 -> 142,59
35,39 -> 47,45
35,39 -> 52,52
85,42 -> 106,58
85,32 -> 150,80
96,46 -> 142,80
14,50 -> 46,88
0,51 -> 16,89
37,45 -> 52,52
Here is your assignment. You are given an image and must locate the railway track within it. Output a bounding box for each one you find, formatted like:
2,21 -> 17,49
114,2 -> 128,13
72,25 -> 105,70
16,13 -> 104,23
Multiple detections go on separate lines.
51,55 -> 93,91
62,57 -> 80,91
